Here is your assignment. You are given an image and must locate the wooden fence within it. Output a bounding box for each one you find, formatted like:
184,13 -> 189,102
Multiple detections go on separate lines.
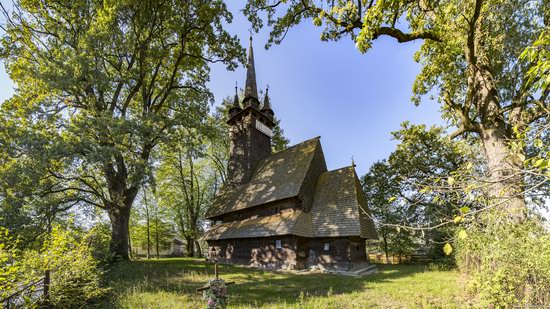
368,252 -> 431,264
1,277 -> 46,309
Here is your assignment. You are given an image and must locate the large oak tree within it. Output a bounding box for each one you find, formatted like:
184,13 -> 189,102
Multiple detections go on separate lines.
0,0 -> 243,259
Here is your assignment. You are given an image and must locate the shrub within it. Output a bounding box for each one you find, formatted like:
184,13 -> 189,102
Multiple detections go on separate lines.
0,228 -> 25,300
1,224 -> 108,307
456,216 -> 550,307
426,256 -> 456,271
25,224 -> 109,307
87,222 -> 113,264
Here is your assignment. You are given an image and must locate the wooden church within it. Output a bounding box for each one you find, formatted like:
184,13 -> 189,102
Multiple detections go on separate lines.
203,37 -> 378,270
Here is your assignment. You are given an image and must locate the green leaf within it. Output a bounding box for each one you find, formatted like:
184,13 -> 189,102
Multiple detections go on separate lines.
534,139 -> 543,148
313,16 -> 322,26
388,196 -> 397,203
447,177 -> 455,186
460,206 -> 470,214
443,243 -> 453,255
534,158 -> 545,167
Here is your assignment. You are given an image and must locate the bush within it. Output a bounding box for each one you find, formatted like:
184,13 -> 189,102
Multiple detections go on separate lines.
1,224 -> 108,307
426,256 -> 456,271
457,216 -> 550,307
0,227 -> 45,307
30,224 -> 109,307
87,222 -> 113,264
0,227 -> 26,300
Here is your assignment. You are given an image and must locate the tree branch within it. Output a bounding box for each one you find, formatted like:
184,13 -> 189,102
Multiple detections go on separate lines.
372,27 -> 441,43
443,90 -> 481,137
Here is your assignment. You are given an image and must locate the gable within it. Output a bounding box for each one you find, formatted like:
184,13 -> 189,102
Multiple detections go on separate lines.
310,166 -> 378,239
205,137 -> 325,219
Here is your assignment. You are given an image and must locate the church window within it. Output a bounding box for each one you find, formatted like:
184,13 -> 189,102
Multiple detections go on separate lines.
275,240 -> 282,249
324,243 -> 330,251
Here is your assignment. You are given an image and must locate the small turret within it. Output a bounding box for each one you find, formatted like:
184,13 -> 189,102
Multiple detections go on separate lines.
228,84 -> 241,118
261,86 -> 274,120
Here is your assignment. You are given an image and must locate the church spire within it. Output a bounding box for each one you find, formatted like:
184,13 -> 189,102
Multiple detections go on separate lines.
226,35 -> 275,185
243,35 -> 259,107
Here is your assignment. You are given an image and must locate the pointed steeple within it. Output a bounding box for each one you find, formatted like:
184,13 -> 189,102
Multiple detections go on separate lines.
261,85 -> 274,119
228,82 -> 242,117
226,36 -> 275,185
233,83 -> 240,107
243,35 -> 259,107
262,86 -> 271,109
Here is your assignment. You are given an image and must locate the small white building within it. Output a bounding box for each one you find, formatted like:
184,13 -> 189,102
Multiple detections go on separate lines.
132,238 -> 185,257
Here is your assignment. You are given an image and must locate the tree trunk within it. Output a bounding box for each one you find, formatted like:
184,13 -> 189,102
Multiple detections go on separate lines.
185,236 -> 194,257
195,240 -> 202,258
128,231 -> 133,260
144,190 -> 151,259
155,214 -> 160,259
462,12 -> 526,221
480,126 -> 526,220
108,206 -> 131,260
383,233 -> 389,264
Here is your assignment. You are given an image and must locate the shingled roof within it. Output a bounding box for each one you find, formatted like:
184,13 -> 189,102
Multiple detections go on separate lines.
310,166 -> 378,239
202,210 -> 313,240
205,137 -> 323,219
204,135 -> 377,240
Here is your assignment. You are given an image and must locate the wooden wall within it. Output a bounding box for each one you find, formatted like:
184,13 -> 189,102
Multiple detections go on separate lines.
207,236 -> 298,270
304,237 -> 365,270
208,236 -> 368,271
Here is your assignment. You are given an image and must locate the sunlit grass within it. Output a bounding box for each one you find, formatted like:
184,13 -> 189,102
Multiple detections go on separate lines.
97,258 -> 460,308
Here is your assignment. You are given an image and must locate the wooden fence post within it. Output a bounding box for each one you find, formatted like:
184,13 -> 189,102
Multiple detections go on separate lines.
43,269 -> 51,308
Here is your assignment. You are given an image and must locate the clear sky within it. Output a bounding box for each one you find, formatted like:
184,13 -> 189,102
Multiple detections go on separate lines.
0,2 -> 445,176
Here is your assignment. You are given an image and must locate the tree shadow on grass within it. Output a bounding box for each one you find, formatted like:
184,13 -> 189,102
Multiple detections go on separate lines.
98,258 -> 427,308
226,263 -> 427,307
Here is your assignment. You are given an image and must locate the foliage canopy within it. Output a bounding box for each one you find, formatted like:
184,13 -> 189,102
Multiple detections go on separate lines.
0,0 -> 244,258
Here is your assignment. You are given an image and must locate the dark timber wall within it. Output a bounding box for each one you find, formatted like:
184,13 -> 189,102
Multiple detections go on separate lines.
208,236 -> 298,270
227,111 -> 272,185
207,236 -> 367,270
303,237 -> 367,270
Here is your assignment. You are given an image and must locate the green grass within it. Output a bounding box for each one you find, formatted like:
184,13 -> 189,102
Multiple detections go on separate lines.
97,258 -> 461,308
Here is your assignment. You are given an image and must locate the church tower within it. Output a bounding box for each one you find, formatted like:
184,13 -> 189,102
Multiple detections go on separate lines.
227,36 -> 275,185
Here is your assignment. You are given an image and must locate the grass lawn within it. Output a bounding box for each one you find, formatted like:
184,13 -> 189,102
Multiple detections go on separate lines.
98,258 -> 461,308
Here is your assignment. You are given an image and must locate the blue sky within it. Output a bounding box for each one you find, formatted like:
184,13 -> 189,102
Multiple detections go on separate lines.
209,3 -> 444,175
0,3 -> 445,176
